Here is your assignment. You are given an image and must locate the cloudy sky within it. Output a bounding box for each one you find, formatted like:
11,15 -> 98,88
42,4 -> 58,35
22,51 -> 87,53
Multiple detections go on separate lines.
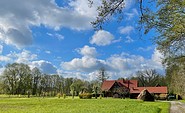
0,0 -> 164,80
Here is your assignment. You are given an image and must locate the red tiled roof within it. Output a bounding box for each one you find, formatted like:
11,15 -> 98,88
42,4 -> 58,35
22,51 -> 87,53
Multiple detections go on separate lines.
116,80 -> 138,88
101,79 -> 168,94
101,80 -> 116,91
130,86 -> 168,94
101,79 -> 138,91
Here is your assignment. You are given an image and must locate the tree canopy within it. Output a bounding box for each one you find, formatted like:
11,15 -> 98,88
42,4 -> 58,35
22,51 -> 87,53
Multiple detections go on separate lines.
90,0 -> 185,58
90,0 -> 185,97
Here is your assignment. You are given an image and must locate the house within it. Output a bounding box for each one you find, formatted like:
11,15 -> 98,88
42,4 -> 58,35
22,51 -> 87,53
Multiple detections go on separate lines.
101,79 -> 168,98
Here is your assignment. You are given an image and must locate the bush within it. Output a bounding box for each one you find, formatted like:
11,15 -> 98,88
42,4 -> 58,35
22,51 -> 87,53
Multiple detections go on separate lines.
57,93 -> 61,98
63,94 -> 66,99
155,94 -> 167,100
99,94 -> 102,99
79,93 -> 92,99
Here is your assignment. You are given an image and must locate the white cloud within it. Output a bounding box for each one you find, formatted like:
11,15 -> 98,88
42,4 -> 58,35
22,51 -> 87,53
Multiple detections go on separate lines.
0,56 -> 11,62
62,56 -> 105,72
47,33 -> 64,41
0,49 -> 57,75
8,50 -> 57,74
55,33 -> 64,40
15,50 -> 37,64
61,49 -> 164,79
77,45 -> 97,57
45,50 -> 51,54
152,49 -> 163,66
90,30 -> 114,46
119,26 -> 134,35
138,46 -> 154,51
125,8 -> 139,20
69,0 -> 100,18
0,66 -> 5,75
62,45 -> 102,73
6,28 -> 33,47
31,60 -> 57,75
0,0 -> 100,48
112,37 -> 122,43
0,45 -> 3,54
124,0 -> 135,10
125,36 -> 134,43
0,50 -> 37,65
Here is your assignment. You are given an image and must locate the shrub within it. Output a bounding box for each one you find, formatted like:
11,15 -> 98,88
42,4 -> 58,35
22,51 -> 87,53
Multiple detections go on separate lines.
99,94 -> 102,99
156,94 -> 167,100
63,94 -> 66,99
79,93 -> 92,99
57,93 -> 61,98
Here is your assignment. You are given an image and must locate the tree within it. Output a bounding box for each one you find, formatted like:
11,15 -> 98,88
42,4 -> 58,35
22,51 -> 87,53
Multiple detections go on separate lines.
96,67 -> 109,84
63,78 -> 73,95
2,63 -> 32,95
166,57 -> 185,96
31,67 -> 41,95
70,83 -> 75,99
72,78 -> 85,95
90,0 -> 185,97
134,69 -> 162,87
90,80 -> 101,96
90,0 -> 185,57
92,84 -> 99,99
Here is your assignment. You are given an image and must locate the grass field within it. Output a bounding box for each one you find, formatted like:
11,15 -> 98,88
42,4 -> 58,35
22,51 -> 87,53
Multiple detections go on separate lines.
0,96 -> 170,113
180,100 -> 185,103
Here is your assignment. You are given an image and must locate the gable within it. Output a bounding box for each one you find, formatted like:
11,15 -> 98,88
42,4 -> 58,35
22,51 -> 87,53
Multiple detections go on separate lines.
101,80 -> 116,91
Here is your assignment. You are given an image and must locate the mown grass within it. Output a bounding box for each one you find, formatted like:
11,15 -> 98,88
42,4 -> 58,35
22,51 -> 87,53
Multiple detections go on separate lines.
180,100 -> 185,103
0,96 -> 170,113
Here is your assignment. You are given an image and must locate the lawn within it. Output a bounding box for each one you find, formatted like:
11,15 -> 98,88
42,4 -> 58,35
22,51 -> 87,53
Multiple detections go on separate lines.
0,96 -> 170,113
180,100 -> 185,103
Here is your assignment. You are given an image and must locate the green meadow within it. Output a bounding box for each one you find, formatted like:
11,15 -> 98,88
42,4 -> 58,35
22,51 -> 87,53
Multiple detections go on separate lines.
0,96 -> 169,113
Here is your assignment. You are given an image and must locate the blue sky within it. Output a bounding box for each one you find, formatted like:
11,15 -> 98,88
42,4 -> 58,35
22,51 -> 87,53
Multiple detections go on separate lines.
0,0 -> 163,80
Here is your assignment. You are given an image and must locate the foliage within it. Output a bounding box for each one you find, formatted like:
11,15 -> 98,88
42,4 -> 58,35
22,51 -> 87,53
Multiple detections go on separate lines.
31,67 -> 41,95
57,93 -> 61,98
92,85 -> 99,99
166,58 -> 185,98
79,93 -> 92,99
140,1 -> 185,64
72,78 -> 86,95
90,0 -> 126,29
96,67 -> 109,84
155,94 -> 167,100
0,63 -> 94,97
131,69 -> 166,87
70,83 -> 75,99
90,0 -> 185,97
0,97 -> 169,113
63,94 -> 66,99
2,63 -> 32,95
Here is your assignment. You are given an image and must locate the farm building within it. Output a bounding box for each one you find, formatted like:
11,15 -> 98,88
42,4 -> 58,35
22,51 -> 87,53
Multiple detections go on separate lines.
101,79 -> 167,99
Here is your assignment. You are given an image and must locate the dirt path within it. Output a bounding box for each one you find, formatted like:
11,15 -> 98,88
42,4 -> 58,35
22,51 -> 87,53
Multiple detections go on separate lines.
170,101 -> 185,113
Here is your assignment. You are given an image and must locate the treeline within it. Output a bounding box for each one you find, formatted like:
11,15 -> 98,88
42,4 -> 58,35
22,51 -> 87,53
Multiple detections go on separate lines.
0,63 -> 171,97
0,63 -> 100,96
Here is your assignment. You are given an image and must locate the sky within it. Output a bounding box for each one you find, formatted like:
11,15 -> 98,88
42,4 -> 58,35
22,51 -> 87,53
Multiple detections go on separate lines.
0,0 -> 164,80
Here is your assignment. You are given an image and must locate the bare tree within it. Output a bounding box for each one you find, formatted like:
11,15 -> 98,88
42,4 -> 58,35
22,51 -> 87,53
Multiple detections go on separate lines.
97,67 -> 109,84
136,69 -> 160,87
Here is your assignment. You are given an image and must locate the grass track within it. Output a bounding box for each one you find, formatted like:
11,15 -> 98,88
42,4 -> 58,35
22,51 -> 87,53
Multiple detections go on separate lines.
0,97 -> 170,113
